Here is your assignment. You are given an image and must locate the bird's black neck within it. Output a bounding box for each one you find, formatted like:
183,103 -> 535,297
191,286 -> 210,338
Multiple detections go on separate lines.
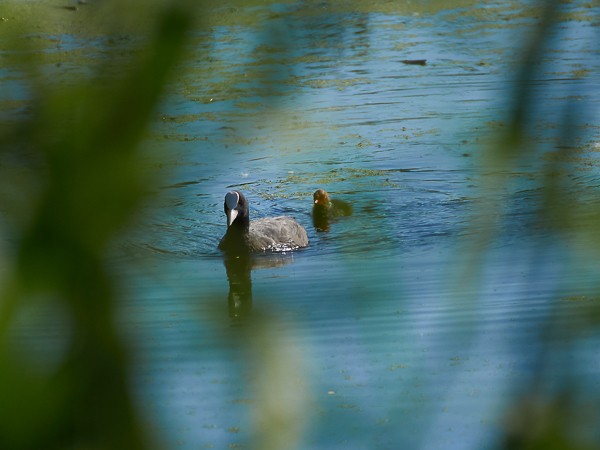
231,214 -> 250,230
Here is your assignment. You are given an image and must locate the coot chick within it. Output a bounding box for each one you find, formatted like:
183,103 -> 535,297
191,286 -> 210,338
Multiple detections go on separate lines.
219,190 -> 309,253
312,189 -> 352,231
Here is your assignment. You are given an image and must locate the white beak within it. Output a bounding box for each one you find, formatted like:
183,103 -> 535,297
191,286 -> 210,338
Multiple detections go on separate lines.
226,208 -> 239,227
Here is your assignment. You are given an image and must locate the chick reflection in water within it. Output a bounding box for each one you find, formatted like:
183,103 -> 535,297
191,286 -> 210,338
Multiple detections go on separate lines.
219,190 -> 309,318
312,189 -> 352,231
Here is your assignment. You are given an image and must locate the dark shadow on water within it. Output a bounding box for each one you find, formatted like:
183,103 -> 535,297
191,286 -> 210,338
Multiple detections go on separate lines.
223,251 -> 253,321
221,247 -> 295,322
219,230 -> 254,321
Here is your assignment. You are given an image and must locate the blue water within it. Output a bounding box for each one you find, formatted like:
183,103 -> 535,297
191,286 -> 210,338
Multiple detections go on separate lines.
113,2 -> 600,449
4,0 -> 600,449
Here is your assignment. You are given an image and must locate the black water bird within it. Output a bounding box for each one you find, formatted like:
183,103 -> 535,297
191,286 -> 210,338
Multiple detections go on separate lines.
219,190 -> 309,253
312,189 -> 353,231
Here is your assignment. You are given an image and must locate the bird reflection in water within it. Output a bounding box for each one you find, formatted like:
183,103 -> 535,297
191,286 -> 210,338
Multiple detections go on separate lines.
222,249 -> 253,320
221,250 -> 298,320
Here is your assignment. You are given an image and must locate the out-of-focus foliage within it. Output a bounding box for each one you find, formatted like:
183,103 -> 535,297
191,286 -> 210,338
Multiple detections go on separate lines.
0,1 -> 196,449
489,0 -> 600,237
485,2 -> 600,449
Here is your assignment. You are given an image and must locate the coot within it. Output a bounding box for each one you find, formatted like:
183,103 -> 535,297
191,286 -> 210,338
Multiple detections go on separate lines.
219,190 -> 309,252
312,189 -> 352,231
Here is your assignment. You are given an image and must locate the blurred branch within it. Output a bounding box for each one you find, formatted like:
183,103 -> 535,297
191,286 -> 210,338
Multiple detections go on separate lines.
503,1 -> 558,156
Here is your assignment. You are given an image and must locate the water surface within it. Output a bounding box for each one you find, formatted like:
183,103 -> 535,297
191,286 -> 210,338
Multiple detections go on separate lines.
4,1 -> 600,449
